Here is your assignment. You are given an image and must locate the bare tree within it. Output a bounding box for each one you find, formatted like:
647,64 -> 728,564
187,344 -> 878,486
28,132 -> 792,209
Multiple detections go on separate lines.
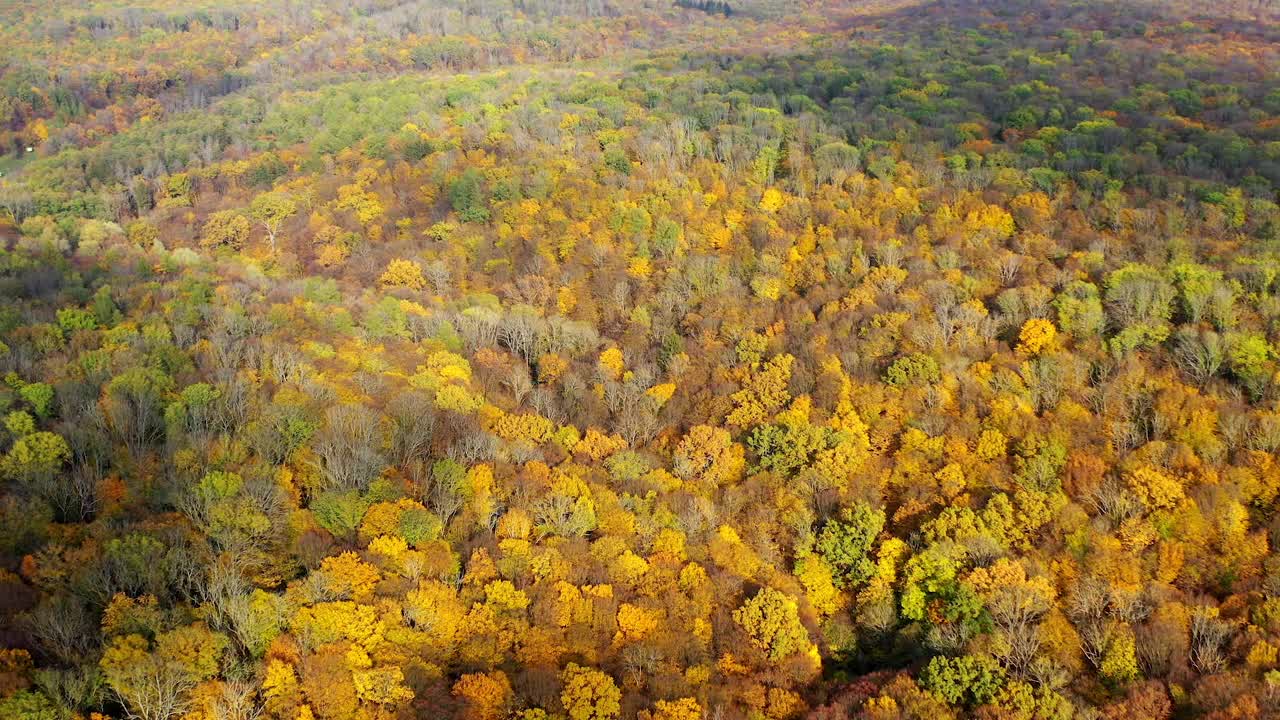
111,656 -> 196,720
408,459 -> 465,526
988,581 -> 1052,677
0,182 -> 34,223
209,680 -> 264,720
1189,607 -> 1235,674
311,404 -> 386,492
386,391 -> 436,467
503,365 -> 534,407
23,596 -> 98,666
1173,328 -> 1225,386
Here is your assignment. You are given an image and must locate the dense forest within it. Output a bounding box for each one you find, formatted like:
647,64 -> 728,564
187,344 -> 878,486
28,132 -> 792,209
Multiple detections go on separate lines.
2,0 -> 1280,718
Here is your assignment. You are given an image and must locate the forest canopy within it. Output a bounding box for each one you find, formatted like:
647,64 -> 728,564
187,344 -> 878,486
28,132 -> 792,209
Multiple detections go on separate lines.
1,0 -> 1280,718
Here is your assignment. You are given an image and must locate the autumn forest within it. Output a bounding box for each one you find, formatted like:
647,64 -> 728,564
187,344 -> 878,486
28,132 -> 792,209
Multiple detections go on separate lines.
1,0 -> 1280,718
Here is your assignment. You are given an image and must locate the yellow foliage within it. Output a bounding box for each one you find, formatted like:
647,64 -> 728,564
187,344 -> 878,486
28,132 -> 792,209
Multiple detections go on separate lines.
99,634 -> 152,697
964,203 -> 1016,239
497,508 -> 533,539
1016,318 -> 1058,356
359,498 -> 427,542
934,462 -> 967,498
290,601 -> 383,651
718,652 -> 750,675
732,587 -> 812,662
261,659 -> 300,717
1248,641 -> 1279,670
560,663 -> 621,720
627,256 -> 653,278
707,225 -> 733,251
614,603 -> 661,643
599,347 -> 625,380
410,350 -> 473,391
709,524 -> 761,579
101,593 -> 162,637
612,550 -> 651,585
575,427 -> 627,460
335,183 -> 385,225
368,535 -> 409,563
794,554 -> 841,617
538,352 -> 570,383
1125,465 -> 1185,510
674,424 -> 745,490
316,242 -> 350,266
379,258 -> 426,289
766,687 -> 805,719
759,187 -> 785,212
453,671 -> 513,720
155,623 -> 227,681
679,562 -> 709,592
975,429 -> 1007,460
484,580 -> 530,613
646,382 -> 676,407
554,581 -> 592,627
352,666 -> 413,705
490,411 -> 555,443
557,286 -> 578,315
434,383 -> 484,413
1156,540 -> 1185,584
404,582 -> 466,647
651,527 -> 687,560
966,558 -> 1056,606
1010,191 -> 1052,227
646,697 -> 704,720
726,353 -> 793,426
752,274 -> 784,301
318,551 -> 381,599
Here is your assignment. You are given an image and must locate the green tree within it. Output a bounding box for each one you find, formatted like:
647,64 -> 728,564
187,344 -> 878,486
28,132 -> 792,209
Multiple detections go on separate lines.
18,382 -> 54,419
920,655 -> 1006,706
1,431 -> 70,486
0,689 -> 63,720
747,418 -> 832,476
184,471 -> 274,552
1103,263 -> 1174,330
448,169 -> 490,223
105,367 -> 174,456
1227,332 -> 1274,398
816,502 -> 885,588
1169,263 -> 1222,324
248,192 -> 298,253
56,307 -> 96,333
365,296 -> 410,339
885,353 -> 941,387
1052,281 -> 1105,340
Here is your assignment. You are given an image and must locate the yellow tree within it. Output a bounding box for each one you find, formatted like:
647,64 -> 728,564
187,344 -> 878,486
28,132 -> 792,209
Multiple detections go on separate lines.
673,425 -> 745,492
732,587 -> 812,662
560,664 -> 621,720
727,353 -> 794,427
1016,318 -> 1057,356
200,210 -> 250,250
643,697 -> 703,720
316,552 -> 381,600
380,259 -> 426,290
452,671 -> 513,720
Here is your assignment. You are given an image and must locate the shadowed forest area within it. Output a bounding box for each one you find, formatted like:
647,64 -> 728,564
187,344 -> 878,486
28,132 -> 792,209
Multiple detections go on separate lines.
2,0 -> 1280,718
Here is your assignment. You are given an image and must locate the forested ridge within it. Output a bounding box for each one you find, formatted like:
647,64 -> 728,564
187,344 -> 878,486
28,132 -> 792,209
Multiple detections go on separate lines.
2,0 -> 1280,718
